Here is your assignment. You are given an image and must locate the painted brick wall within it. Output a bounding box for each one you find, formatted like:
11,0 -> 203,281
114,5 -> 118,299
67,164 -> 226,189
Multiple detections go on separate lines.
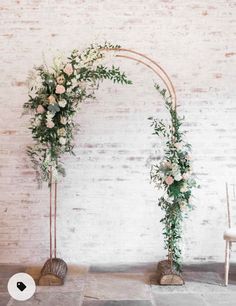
0,0 -> 236,265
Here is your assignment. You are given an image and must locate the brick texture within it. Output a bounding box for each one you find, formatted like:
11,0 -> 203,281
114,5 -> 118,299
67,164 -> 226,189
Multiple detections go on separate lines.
0,0 -> 236,265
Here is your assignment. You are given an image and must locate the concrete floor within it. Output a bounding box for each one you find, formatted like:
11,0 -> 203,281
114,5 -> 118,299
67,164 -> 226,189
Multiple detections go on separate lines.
1,262 -> 236,306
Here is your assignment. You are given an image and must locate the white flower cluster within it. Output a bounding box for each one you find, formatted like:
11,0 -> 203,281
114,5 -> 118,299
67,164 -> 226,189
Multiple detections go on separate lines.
79,48 -> 102,67
27,70 -> 43,98
42,151 -> 58,182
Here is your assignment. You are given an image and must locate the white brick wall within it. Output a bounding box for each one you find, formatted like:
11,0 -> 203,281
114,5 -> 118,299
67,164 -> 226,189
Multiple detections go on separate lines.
0,0 -> 236,265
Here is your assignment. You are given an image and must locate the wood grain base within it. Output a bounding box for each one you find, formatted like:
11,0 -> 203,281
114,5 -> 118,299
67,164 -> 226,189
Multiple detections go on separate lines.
156,260 -> 184,286
39,258 -> 67,286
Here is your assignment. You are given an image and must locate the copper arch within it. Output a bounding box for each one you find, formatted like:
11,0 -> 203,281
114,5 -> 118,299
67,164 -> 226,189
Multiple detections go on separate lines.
101,48 -> 177,110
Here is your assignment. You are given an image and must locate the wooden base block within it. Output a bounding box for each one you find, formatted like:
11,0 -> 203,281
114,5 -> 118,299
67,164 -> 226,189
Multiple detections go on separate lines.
39,258 -> 67,286
156,260 -> 184,286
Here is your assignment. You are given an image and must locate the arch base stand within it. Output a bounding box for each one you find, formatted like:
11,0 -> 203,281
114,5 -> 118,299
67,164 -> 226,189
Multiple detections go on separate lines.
156,260 -> 184,286
39,258 -> 67,286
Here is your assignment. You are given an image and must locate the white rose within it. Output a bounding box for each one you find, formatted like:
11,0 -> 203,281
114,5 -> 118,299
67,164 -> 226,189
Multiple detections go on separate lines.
60,116 -> 67,125
57,128 -> 66,137
46,111 -> 55,120
174,173 -> 182,181
180,183 -> 188,193
59,137 -> 66,145
33,116 -> 42,127
58,99 -> 67,108
67,117 -> 72,124
71,78 -> 78,88
172,164 -> 179,172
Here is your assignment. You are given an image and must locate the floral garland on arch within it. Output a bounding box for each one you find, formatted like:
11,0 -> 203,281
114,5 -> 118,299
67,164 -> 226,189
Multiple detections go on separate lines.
149,85 -> 197,272
23,43 -> 132,184
23,43 -> 196,272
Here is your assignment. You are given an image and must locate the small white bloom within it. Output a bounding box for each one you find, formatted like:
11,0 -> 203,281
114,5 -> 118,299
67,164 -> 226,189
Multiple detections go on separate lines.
53,53 -> 66,72
179,201 -> 187,211
59,137 -> 66,145
159,171 -> 165,179
164,193 -> 174,204
174,173 -> 182,181
172,163 -> 179,172
186,154 -> 192,160
60,116 -> 67,125
180,183 -> 188,193
67,117 -> 72,124
182,172 -> 190,180
33,115 -> 42,127
27,70 -> 43,97
71,78 -> 78,88
58,99 -> 67,108
57,128 -> 66,137
51,165 -> 58,182
46,111 -> 54,120
80,48 -> 101,67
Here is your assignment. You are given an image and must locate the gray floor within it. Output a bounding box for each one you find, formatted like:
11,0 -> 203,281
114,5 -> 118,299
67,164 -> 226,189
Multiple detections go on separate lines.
1,262 -> 236,306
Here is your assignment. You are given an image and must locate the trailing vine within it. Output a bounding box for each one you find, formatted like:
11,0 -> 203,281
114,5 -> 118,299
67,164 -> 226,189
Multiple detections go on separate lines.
149,85 -> 197,272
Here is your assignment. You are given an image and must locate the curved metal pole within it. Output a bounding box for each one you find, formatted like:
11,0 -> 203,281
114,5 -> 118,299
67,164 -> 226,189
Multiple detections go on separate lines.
115,54 -> 173,102
101,48 -> 176,109
101,48 -> 177,267
48,47 -> 177,269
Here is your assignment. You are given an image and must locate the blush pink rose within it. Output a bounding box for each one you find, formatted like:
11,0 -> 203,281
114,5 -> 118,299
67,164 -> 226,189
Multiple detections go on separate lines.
55,85 -> 65,94
174,142 -> 182,150
182,172 -> 190,180
63,63 -> 73,76
46,121 -> 55,128
165,176 -> 174,185
36,105 -> 45,114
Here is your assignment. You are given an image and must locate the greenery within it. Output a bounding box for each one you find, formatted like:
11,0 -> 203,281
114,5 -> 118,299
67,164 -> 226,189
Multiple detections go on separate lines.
24,43 -> 196,272
149,85 -> 197,272
23,43 -> 132,184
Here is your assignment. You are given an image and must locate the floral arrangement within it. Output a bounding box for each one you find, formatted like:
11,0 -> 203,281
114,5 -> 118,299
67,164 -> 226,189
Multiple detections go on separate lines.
24,43 -> 196,271
23,44 -> 132,184
149,85 -> 197,272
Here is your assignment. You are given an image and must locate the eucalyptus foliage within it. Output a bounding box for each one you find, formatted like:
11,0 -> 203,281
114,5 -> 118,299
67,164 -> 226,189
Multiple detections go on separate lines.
23,43 -> 132,184
149,85 -> 197,272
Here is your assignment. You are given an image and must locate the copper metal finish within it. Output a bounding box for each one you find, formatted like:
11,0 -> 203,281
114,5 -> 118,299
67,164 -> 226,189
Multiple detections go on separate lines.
49,168 -> 53,270
115,54 -> 173,102
54,181 -> 57,258
47,48 -> 177,271
101,47 -> 176,109
49,169 -> 57,269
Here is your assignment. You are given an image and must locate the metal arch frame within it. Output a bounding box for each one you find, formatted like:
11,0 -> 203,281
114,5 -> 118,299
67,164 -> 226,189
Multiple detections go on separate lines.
101,47 -> 177,110
101,47 -> 177,267
48,48 -> 177,268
